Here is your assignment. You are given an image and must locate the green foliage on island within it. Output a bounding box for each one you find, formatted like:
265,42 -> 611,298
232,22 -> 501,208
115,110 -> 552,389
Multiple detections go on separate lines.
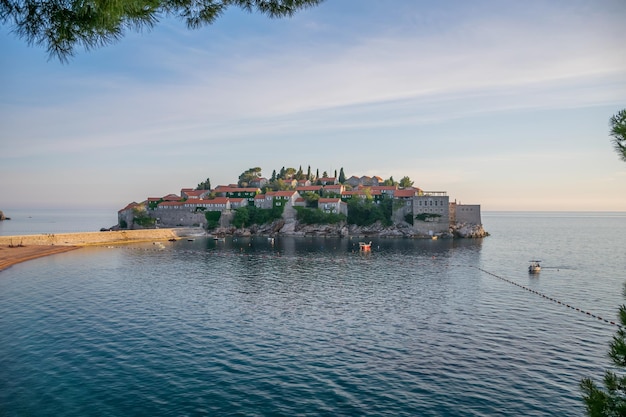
148,199 -> 163,210
132,206 -> 156,227
294,206 -> 346,225
581,284 -> 626,416
232,205 -> 284,228
301,191 -> 320,208
133,214 -> 156,227
237,164 -> 354,189
238,167 -> 262,187
347,198 -> 392,227
197,177 -> 211,190
399,176 -> 414,188
404,213 -> 414,225
204,211 -> 221,229
415,213 -> 442,222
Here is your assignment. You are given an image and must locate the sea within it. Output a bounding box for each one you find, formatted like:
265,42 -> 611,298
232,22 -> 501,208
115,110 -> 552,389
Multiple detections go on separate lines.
1,210 -> 625,416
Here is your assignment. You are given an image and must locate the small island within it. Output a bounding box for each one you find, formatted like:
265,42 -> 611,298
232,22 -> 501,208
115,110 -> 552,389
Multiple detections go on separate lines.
117,166 -> 488,239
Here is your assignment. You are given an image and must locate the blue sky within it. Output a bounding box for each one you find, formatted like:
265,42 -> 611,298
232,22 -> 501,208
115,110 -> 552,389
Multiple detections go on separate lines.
1,0 -> 625,211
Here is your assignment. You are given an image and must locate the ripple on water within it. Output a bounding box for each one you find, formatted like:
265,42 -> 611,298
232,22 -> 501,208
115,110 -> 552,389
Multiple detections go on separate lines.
0,224 -> 623,416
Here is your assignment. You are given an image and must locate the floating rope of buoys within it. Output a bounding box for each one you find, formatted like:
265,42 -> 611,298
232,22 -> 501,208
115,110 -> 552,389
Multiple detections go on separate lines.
474,266 -> 621,328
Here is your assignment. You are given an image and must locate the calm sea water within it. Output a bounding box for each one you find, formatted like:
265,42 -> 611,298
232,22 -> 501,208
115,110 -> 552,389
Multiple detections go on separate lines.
1,211 -> 625,416
0,208 -> 117,236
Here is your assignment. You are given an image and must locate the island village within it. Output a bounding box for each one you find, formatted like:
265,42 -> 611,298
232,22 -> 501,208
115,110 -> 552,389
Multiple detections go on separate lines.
117,167 -> 488,239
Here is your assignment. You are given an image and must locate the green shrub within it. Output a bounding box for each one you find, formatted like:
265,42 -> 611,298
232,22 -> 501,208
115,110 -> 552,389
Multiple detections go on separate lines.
232,205 -> 284,228
415,213 -> 442,222
347,198 -> 392,226
133,215 -> 156,227
205,211 -> 221,229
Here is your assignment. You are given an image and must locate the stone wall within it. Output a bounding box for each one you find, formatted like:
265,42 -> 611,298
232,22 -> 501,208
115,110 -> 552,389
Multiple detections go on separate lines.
149,210 -> 207,228
454,204 -> 482,225
0,229 -> 181,247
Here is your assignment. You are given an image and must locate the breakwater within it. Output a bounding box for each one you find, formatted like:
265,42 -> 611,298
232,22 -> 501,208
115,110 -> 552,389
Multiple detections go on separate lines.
0,228 -> 193,247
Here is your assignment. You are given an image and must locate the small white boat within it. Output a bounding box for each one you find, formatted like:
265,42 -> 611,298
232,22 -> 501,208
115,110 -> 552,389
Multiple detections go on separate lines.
528,260 -> 541,274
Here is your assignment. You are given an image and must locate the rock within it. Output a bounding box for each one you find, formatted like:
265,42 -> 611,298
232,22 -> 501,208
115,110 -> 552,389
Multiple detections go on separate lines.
0,210 -> 5,221
451,223 -> 489,238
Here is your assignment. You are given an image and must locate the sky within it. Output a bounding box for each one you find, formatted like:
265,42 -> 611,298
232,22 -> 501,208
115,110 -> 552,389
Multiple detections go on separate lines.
1,0 -> 625,212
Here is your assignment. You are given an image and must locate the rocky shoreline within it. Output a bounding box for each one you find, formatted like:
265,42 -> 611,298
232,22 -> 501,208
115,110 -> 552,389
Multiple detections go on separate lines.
208,220 -> 489,239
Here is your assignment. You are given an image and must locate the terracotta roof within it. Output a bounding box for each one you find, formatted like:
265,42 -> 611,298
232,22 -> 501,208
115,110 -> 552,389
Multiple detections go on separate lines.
162,194 -> 181,201
202,197 -> 229,205
395,189 -> 417,198
319,198 -> 343,203
118,202 -> 139,212
369,185 -> 397,191
158,201 -> 184,207
184,190 -> 205,196
273,190 -> 297,197
215,187 -> 260,193
296,186 -> 323,192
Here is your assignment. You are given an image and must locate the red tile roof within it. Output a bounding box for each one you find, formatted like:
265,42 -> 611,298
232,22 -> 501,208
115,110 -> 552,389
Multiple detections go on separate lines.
296,186 -> 323,192
273,190 -> 298,198
395,189 -> 417,198
118,202 -> 139,212
158,201 -> 184,207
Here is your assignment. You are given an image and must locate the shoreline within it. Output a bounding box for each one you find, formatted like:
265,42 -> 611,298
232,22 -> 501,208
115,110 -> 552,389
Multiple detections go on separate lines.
0,228 -> 197,272
0,245 -> 81,271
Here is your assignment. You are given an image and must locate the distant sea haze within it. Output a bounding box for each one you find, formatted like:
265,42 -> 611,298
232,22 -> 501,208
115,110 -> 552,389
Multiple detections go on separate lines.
0,208 -> 117,236
1,211 -> 625,415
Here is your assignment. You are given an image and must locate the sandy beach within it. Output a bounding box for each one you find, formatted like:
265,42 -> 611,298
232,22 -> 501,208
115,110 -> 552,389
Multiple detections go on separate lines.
0,228 -> 194,272
0,245 -> 81,271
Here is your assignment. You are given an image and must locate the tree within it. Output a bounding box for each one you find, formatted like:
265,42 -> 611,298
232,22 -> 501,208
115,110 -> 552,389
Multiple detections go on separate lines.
581,285 -> 626,416
196,177 -> 211,190
295,166 -> 304,180
302,191 -> 319,208
1,0 -> 324,62
284,167 -> 296,179
338,167 -> 346,184
232,206 -> 250,228
609,109 -> 626,162
238,167 -> 262,187
383,176 -> 397,186
399,176 -> 414,188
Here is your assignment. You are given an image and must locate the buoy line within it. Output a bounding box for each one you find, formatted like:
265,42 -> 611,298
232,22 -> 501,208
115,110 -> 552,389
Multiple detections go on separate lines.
105,245 -> 620,328
473,266 -> 621,328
